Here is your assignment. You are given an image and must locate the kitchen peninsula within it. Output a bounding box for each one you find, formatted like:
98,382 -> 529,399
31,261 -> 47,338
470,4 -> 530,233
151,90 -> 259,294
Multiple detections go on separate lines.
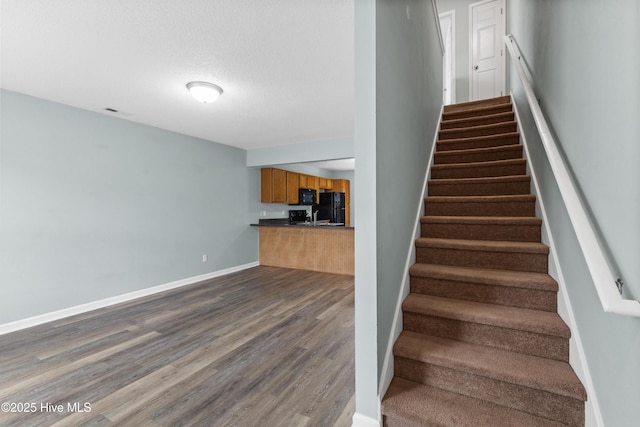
252,222 -> 354,276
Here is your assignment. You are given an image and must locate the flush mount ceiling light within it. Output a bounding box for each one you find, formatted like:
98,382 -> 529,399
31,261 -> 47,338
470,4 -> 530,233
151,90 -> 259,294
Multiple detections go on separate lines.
186,81 -> 223,103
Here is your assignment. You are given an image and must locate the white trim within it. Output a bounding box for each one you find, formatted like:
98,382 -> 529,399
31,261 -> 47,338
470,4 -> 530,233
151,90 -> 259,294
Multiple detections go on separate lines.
505,34 -> 640,317
468,0 -> 506,100
512,97 -> 603,427
352,412 -> 380,427
0,262 -> 259,336
432,0 -> 445,55
378,105 -> 444,399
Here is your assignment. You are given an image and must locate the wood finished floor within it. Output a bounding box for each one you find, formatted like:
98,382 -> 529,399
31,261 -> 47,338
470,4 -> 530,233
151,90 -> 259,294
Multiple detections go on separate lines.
0,266 -> 355,427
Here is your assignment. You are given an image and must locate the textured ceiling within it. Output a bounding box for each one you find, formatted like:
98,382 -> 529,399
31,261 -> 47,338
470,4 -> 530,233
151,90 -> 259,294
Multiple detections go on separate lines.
1,0 -> 355,150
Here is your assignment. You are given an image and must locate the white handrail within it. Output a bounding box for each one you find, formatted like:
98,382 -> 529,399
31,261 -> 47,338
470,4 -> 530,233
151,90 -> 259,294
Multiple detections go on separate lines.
504,34 -> 640,318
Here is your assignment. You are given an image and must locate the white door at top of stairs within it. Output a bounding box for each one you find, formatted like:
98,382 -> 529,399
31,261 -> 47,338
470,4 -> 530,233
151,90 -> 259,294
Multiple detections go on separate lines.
469,0 -> 505,101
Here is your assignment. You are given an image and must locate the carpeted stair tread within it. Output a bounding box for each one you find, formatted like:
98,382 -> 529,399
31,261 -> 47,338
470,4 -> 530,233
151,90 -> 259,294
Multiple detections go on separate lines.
431,159 -> 527,179
409,263 -> 558,311
428,175 -> 531,197
443,95 -> 511,113
440,111 -> 515,130
422,215 -> 541,227
420,215 -> 541,242
436,132 -> 520,152
410,263 -> 557,292
395,331 -> 585,400
429,174 -> 529,184
434,144 -> 523,164
382,377 -> 564,427
439,121 -> 518,140
432,158 -> 526,172
424,194 -> 537,217
442,103 -> 513,121
402,293 -> 569,338
415,237 -> 549,255
416,237 -> 548,273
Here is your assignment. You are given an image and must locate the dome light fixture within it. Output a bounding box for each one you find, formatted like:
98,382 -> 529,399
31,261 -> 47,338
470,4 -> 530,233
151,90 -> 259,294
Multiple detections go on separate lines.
186,81 -> 223,103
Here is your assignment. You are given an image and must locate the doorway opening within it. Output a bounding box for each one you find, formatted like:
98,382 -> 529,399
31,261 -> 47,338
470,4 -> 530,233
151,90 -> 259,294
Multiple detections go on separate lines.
439,10 -> 456,105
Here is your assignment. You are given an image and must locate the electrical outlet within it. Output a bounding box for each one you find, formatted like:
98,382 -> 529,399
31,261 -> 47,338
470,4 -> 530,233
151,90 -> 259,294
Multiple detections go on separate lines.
260,210 -> 267,217
202,254 -> 208,262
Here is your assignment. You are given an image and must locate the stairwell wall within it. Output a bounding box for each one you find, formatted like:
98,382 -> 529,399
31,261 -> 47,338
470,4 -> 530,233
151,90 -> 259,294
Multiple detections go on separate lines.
375,0 -> 444,384
507,1 -> 640,425
354,0 -> 443,423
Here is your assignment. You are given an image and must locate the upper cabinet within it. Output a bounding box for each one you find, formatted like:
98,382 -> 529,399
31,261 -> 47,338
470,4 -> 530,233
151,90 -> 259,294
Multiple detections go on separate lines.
261,168 -> 288,203
286,171 -> 299,204
319,177 -> 333,190
299,173 -> 320,199
261,168 -> 305,204
261,168 -> 349,224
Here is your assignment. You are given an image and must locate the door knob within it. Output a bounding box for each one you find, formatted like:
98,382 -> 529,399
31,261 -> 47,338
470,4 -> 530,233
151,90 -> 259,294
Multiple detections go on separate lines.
474,65 -> 479,70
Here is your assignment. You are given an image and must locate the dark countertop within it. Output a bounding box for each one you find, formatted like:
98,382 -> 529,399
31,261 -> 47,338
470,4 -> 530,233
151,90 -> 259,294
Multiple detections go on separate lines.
251,221 -> 354,230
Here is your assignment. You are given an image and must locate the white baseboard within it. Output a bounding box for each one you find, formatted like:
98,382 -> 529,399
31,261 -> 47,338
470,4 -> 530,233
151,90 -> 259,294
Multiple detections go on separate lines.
352,412 -> 380,427
0,261 -> 259,336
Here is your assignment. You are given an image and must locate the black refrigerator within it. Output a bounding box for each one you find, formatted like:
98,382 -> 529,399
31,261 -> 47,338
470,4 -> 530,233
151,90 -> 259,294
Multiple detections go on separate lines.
317,192 -> 346,224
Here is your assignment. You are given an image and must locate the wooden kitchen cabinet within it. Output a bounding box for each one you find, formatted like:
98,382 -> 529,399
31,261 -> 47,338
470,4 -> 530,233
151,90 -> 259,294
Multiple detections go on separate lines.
261,168 -> 287,203
261,168 -> 300,204
307,175 -> 319,191
299,174 -> 319,190
261,168 -> 274,202
319,177 -> 333,190
331,179 -> 347,193
299,174 -> 308,188
286,171 -> 299,204
262,170 -> 348,220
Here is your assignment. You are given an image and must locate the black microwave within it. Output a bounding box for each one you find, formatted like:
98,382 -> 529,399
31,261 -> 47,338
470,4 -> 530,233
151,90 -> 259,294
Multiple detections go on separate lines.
298,188 -> 317,205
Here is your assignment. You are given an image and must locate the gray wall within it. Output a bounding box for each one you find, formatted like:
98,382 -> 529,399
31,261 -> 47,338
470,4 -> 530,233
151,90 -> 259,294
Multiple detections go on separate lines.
0,90 -> 259,324
507,1 -> 640,425
354,0 -> 443,420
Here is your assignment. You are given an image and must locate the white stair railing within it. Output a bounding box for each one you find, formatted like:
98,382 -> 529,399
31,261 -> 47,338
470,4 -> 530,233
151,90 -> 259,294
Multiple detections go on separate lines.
505,34 -> 640,317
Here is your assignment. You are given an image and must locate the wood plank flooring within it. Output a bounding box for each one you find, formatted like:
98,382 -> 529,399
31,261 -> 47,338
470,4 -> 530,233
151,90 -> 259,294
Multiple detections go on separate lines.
0,266 -> 355,427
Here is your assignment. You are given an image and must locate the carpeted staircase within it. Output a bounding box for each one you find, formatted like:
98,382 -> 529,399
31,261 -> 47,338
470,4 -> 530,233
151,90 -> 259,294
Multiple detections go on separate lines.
381,96 -> 587,426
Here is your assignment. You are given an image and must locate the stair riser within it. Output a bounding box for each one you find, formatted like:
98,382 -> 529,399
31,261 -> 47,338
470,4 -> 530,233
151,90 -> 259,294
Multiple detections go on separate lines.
421,222 -> 541,242
429,179 -> 530,197
431,162 -> 526,179
437,134 -> 520,152
434,146 -> 523,164
410,275 -> 557,311
443,96 -> 511,113
394,357 -> 583,425
439,123 -> 517,140
443,103 -> 513,121
402,313 -> 569,361
416,246 -> 548,273
441,112 -> 515,130
424,199 -> 536,217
